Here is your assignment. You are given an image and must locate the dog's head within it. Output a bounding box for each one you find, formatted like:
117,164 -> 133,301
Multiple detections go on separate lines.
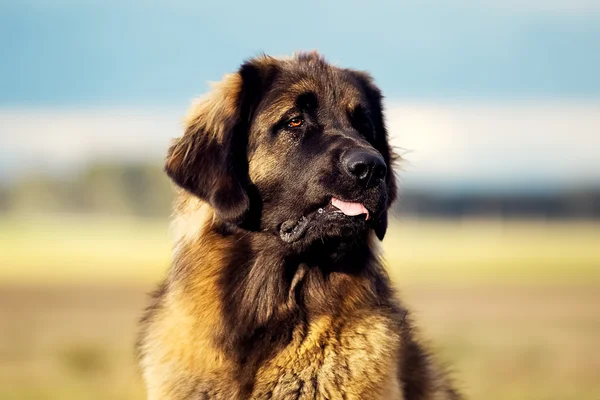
166,53 -> 397,250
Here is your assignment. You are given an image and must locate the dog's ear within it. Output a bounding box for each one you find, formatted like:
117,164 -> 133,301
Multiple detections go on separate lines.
165,59 -> 275,224
349,70 -> 398,240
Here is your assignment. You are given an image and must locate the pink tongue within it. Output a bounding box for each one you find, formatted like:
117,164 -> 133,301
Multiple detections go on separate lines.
331,198 -> 370,220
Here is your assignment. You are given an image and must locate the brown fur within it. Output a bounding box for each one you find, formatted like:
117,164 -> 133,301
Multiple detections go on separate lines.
137,52 -> 462,399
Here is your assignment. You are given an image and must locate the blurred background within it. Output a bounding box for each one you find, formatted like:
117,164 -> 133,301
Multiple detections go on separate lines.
1,1 -> 599,399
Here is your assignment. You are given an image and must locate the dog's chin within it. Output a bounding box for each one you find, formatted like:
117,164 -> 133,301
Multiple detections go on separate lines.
278,203 -> 371,249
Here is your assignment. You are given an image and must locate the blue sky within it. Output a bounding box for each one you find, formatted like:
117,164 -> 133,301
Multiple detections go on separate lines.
1,0 -> 600,106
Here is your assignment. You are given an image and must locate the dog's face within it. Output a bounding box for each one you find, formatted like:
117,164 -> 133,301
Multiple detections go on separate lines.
166,53 -> 397,250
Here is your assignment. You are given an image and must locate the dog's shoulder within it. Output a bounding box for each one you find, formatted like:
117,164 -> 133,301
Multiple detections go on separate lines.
137,276 -> 242,400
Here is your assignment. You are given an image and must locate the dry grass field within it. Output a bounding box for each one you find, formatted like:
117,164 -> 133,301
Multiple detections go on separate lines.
0,215 -> 599,400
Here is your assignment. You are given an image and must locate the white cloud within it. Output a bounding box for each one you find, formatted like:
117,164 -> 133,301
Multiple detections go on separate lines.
386,100 -> 600,190
0,108 -> 181,175
1,101 -> 599,190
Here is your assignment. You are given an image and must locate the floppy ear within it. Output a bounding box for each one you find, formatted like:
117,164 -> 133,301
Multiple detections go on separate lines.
349,70 -> 398,240
165,61 -> 273,224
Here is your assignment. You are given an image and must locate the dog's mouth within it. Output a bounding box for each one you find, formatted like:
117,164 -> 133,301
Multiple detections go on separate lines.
279,197 -> 371,243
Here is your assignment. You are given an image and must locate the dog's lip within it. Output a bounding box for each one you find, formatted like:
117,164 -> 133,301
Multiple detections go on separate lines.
311,196 -> 373,219
278,196 -> 374,243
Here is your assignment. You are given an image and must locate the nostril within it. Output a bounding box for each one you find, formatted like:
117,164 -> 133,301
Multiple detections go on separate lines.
350,161 -> 369,180
373,163 -> 387,182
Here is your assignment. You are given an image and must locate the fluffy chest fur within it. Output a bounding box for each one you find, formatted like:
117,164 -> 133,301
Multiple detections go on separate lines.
251,313 -> 403,400
140,285 -> 404,400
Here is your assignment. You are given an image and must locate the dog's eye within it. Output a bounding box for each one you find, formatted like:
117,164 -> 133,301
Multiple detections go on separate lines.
287,117 -> 304,128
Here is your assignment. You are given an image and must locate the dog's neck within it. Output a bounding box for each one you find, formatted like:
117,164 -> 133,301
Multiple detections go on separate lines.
169,196 -> 396,361
184,218 -> 389,318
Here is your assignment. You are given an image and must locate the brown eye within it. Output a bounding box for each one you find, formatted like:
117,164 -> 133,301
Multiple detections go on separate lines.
287,117 -> 304,128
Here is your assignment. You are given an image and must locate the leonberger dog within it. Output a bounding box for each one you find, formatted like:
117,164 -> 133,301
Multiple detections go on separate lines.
137,52 -> 461,400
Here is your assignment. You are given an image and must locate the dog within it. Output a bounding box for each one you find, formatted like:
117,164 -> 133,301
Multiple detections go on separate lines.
137,52 -> 461,400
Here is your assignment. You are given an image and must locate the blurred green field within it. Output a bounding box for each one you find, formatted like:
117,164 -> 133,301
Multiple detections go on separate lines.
0,214 -> 599,400
1,214 -> 599,285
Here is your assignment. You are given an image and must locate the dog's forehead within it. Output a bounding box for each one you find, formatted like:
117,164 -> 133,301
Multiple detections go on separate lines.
282,60 -> 362,104
255,60 -> 365,122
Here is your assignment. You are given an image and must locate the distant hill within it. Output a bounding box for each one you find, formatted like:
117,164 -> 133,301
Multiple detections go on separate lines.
396,189 -> 600,219
1,161 -> 598,220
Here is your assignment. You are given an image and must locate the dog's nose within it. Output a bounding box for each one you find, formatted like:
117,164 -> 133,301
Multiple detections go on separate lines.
342,149 -> 387,188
